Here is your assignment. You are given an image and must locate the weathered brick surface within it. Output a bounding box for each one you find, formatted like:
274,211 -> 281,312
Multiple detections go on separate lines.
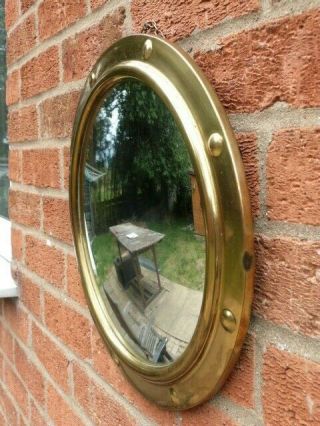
15,343 -> 45,406
254,236 -> 320,337
19,274 -> 41,319
4,362 -> 29,416
263,347 -> 320,424
22,149 -> 61,188
40,91 -> 80,139
66,255 -> 86,306
6,70 -> 20,105
44,292 -> 91,359
30,399 -> 48,426
38,0 -> 86,41
180,404 -> 236,425
63,146 -> 70,189
9,190 -> 41,228
0,324 -> 14,362
5,0 -> 19,30
25,236 -> 65,288
32,324 -> 70,393
8,105 -> 38,143
267,128 -> 320,226
132,0 -> 260,41
7,14 -> 36,65
43,197 -> 73,244
0,385 -> 19,425
21,0 -> 36,13
236,132 -> 259,216
221,334 -> 255,408
62,9 -> 125,82
3,301 -> 29,344
21,46 -> 60,99
47,384 -> 85,426
196,9 -> 320,112
8,149 -> 21,182
11,228 -> 23,261
91,0 -> 108,10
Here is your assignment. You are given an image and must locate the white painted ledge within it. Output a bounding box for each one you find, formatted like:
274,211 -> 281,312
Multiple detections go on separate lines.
0,216 -> 19,298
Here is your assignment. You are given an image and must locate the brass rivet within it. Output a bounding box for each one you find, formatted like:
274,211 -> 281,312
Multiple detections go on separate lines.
208,132 -> 223,157
221,309 -> 236,333
169,387 -> 179,405
142,39 -> 153,60
90,72 -> 96,84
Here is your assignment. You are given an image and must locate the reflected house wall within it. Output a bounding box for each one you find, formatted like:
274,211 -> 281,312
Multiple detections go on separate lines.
2,1 -> 320,425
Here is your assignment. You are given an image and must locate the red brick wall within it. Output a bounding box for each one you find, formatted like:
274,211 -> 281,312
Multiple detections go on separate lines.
2,0 -> 320,424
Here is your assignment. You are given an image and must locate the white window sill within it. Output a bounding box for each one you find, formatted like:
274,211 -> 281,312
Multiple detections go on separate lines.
0,216 -> 19,298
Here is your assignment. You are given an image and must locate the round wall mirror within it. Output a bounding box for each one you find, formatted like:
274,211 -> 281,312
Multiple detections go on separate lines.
70,35 -> 254,409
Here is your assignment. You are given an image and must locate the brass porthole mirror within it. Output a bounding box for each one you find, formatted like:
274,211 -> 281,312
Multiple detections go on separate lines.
70,35 -> 254,410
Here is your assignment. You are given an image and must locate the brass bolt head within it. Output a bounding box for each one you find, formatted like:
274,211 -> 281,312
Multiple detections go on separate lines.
221,309 -> 236,332
142,39 -> 153,60
208,132 -> 223,157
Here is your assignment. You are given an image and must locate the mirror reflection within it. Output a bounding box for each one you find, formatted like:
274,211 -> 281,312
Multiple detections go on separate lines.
84,79 -> 206,364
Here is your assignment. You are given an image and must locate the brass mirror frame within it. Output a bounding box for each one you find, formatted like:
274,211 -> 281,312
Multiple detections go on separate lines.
70,35 -> 254,410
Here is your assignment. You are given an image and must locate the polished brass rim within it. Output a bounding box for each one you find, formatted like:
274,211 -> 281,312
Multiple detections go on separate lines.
70,35 -> 254,409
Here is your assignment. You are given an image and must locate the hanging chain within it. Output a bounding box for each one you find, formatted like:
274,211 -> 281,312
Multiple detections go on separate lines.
141,21 -> 165,38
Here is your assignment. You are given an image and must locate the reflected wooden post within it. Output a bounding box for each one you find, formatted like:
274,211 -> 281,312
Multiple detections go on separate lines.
151,246 -> 161,291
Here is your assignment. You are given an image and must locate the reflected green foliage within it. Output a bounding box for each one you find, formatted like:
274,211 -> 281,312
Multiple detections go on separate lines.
91,79 -> 192,220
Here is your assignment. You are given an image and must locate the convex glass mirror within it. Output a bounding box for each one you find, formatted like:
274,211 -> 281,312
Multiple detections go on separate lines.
70,35 -> 254,409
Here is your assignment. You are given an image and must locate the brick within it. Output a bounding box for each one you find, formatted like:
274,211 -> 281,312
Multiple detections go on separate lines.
5,0 -> 19,30
47,385 -> 85,426
25,236 -> 65,288
91,381 -> 138,426
263,347 -> 320,424
4,362 -> 29,416
73,363 -> 91,409
66,255 -> 86,306
180,404 -> 236,425
91,327 -> 176,424
62,9 -> 125,82
7,14 -> 36,65
8,149 -> 21,182
21,0 -> 36,13
21,46 -> 60,99
11,228 -> 23,261
63,146 -> 70,189
0,324 -> 14,362
43,197 -> 73,244
38,0 -> 86,41
44,292 -> 91,358
3,300 -> 29,344
33,323 -> 70,393
267,128 -> 320,226
132,0 -> 259,41
221,334 -> 255,408
8,105 -> 38,143
22,149 -> 61,189
30,399 -> 48,426
236,133 -> 259,217
0,384 -> 19,425
40,91 -> 80,139
9,190 -> 41,228
15,343 -> 45,406
91,0 -> 108,9
254,236 -> 320,337
19,274 -> 41,319
195,9 -> 320,113
6,70 -> 20,105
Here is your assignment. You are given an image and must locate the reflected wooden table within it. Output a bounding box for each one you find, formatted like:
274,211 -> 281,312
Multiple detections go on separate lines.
109,223 -> 164,304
